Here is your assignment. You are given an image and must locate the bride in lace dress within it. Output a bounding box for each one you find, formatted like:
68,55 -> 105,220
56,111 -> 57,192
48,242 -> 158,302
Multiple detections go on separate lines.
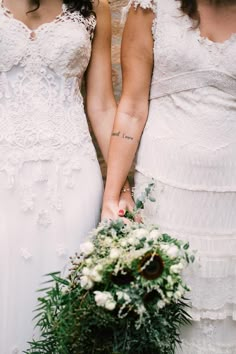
0,0 -> 116,352
102,0 -> 236,353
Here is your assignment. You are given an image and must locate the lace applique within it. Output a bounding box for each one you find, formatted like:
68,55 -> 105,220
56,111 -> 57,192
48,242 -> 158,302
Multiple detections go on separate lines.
0,4 -> 98,225
37,209 -> 52,228
61,4 -> 96,40
20,248 -> 32,261
56,244 -> 68,258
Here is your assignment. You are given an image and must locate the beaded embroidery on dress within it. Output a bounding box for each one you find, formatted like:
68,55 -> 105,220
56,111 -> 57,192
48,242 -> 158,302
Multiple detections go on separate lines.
0,2 -> 103,352
124,0 -> 236,353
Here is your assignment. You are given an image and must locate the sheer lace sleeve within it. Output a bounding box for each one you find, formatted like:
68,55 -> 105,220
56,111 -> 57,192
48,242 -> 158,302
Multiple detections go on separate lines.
121,0 -> 157,24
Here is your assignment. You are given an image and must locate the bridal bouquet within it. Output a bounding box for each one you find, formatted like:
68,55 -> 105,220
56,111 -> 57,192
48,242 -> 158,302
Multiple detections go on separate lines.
26,186 -> 194,354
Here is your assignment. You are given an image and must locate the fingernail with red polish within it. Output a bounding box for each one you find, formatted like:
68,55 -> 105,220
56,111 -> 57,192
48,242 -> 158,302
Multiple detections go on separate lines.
118,209 -> 125,217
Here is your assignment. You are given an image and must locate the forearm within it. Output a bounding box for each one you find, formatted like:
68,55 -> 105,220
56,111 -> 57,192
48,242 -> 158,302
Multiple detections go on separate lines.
89,105 -> 116,163
104,101 -> 148,202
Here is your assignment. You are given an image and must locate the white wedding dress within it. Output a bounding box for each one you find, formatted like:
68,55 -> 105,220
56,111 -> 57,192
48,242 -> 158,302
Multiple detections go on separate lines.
123,0 -> 236,353
0,2 -> 103,353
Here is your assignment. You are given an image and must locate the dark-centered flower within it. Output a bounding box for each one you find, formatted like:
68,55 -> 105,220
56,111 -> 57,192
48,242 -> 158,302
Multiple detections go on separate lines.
111,269 -> 135,285
139,253 -> 164,280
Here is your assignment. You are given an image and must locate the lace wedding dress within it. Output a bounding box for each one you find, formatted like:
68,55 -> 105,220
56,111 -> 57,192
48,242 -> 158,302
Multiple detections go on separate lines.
0,2 -> 103,353
123,0 -> 236,353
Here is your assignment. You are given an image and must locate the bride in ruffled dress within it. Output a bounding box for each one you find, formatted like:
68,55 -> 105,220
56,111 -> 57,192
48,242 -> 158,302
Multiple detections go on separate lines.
102,0 -> 236,353
0,0 -> 116,352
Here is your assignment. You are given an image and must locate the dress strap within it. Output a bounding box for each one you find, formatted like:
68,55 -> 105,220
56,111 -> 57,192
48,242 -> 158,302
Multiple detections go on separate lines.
150,70 -> 236,99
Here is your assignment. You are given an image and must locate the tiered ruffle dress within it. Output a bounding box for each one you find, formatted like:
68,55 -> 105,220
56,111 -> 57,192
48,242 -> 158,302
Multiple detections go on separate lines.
123,0 -> 236,352
0,2 -> 103,353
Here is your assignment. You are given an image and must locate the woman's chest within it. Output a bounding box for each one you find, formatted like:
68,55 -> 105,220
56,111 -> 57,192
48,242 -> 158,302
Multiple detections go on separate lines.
0,14 -> 93,77
152,4 -> 236,78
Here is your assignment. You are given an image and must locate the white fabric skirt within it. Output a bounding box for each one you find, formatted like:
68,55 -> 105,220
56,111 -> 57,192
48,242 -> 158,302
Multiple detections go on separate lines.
135,171 -> 236,354
0,158 -> 103,353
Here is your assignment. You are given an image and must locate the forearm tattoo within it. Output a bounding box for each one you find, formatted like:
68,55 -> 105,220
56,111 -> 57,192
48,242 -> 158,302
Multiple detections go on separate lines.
112,131 -> 134,141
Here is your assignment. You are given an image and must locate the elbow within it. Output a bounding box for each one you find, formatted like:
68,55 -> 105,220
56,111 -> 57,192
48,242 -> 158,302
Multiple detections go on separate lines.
118,96 -> 149,123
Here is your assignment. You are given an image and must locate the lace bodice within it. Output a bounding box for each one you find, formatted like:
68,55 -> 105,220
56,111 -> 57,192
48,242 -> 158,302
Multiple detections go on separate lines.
0,1 -> 98,221
124,0 -> 236,192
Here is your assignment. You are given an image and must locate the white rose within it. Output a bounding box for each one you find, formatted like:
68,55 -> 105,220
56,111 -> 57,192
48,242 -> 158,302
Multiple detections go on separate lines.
149,229 -> 161,240
105,299 -> 116,311
94,291 -> 108,306
90,269 -> 102,282
166,245 -> 179,259
110,248 -> 121,259
132,229 -> 149,240
85,258 -> 93,266
94,264 -> 103,272
94,291 -> 116,310
80,275 -> 94,290
80,241 -> 94,256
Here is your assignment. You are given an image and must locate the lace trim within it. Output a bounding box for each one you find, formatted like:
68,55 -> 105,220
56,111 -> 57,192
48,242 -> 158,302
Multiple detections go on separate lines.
121,0 -> 156,25
189,306 -> 236,321
0,0 -> 96,40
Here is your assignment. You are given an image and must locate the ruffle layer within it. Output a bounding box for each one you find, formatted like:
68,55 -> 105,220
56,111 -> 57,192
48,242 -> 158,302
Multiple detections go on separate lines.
176,318 -> 236,354
134,172 -> 236,321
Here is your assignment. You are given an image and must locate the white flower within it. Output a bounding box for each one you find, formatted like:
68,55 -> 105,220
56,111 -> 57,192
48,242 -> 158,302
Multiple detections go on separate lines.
170,263 -> 184,274
80,275 -> 94,290
131,229 -> 149,240
120,240 -> 128,247
166,245 -> 179,259
157,300 -> 165,309
167,291 -> 173,298
80,241 -> 94,256
82,267 -> 92,276
94,264 -> 103,272
110,248 -> 121,259
90,269 -> 102,282
127,236 -> 139,245
94,291 -> 108,306
85,258 -> 93,266
103,237 -> 113,246
104,299 -> 116,311
94,291 -> 116,311
149,229 -> 161,240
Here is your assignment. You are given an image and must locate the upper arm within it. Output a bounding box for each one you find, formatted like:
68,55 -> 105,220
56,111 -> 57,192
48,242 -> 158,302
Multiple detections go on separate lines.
85,0 -> 115,113
120,5 -> 155,118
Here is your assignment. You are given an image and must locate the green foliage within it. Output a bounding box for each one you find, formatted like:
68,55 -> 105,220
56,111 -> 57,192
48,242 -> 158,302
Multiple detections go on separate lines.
26,273 -> 191,354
